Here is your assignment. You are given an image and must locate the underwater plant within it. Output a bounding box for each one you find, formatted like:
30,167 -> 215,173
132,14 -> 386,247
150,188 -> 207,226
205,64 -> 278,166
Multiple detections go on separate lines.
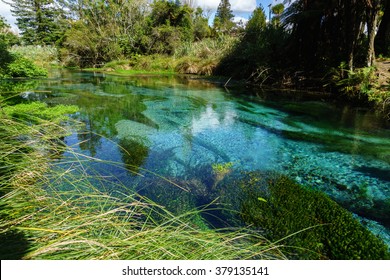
212,162 -> 234,188
238,171 -> 390,260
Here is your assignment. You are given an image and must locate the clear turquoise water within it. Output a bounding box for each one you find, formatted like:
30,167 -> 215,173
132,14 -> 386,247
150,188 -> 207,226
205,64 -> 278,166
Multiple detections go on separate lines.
11,71 -> 390,243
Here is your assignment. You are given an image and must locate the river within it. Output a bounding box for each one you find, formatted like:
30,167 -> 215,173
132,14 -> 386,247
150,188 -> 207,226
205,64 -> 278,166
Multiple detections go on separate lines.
10,70 -> 390,246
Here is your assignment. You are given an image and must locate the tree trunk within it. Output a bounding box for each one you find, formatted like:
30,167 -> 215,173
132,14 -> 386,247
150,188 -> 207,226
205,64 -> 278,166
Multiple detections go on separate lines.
366,0 -> 382,67
346,1 -> 357,70
375,0 -> 390,56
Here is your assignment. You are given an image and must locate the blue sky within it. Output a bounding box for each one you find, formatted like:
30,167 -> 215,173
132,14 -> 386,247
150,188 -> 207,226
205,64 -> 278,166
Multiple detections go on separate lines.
0,0 -> 285,30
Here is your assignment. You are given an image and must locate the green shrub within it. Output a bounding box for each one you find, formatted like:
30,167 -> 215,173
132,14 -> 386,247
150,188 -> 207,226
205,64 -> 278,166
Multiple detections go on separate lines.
5,54 -> 47,78
239,172 -> 390,259
335,64 -> 376,97
0,48 -> 47,78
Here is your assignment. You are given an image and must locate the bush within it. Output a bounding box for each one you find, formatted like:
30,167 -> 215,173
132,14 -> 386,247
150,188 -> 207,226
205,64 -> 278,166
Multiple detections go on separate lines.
5,54 -> 47,78
0,42 -> 47,78
239,172 -> 390,259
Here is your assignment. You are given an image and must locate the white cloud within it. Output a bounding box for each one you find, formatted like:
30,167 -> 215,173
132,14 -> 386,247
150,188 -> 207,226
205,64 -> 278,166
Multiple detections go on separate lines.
233,16 -> 248,24
0,1 -> 16,27
231,0 -> 257,12
196,0 -> 257,13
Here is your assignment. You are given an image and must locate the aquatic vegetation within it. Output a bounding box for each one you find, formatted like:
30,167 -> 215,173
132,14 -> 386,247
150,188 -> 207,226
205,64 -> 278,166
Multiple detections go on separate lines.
0,80 -> 40,99
3,102 -> 78,124
119,139 -> 149,174
212,162 -> 234,175
212,162 -> 234,188
115,119 -> 156,144
239,172 -> 390,259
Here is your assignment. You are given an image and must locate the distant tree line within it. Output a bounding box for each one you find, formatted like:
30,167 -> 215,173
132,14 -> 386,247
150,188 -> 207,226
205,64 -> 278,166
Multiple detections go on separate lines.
1,0 -> 389,80
2,0 -> 228,67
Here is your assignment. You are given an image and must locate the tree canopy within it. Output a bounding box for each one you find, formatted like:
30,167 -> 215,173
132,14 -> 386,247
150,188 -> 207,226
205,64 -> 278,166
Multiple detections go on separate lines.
3,0 -> 65,45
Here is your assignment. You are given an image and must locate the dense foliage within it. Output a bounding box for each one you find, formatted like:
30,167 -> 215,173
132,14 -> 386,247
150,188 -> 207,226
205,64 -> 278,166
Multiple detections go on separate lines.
4,0 -> 388,88
0,17 -> 47,78
4,0 -> 65,45
0,15 -> 19,46
216,6 -> 287,84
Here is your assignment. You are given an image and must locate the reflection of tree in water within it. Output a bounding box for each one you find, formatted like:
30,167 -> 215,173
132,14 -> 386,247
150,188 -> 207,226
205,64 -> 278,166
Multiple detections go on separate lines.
119,138 -> 149,174
0,80 -> 40,105
72,81 -> 156,157
78,128 -> 102,157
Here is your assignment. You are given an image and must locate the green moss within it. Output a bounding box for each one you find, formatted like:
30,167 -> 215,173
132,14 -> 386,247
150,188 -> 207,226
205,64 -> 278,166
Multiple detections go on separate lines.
239,172 -> 390,259
3,102 -> 78,124
1,53 -> 48,78
212,162 -> 233,176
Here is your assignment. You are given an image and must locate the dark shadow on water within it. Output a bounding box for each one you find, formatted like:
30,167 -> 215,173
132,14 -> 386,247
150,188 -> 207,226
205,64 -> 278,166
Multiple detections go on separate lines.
0,185 -> 30,259
0,230 -> 30,260
353,166 -> 390,182
195,199 -> 241,229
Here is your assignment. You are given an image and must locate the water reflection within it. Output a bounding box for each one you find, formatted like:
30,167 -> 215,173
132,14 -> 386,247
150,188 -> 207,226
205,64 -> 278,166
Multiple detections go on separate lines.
190,104 -> 237,135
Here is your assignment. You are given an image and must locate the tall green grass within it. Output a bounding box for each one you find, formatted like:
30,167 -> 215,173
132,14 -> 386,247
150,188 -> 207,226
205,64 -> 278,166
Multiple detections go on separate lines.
0,101 -> 285,260
174,36 -> 238,76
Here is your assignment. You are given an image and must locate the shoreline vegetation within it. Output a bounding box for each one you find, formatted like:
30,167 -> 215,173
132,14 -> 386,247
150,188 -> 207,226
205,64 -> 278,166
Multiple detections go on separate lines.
1,0 -> 389,259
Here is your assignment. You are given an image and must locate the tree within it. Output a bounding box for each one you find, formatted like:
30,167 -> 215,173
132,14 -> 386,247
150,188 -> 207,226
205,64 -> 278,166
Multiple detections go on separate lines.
146,0 -> 194,54
271,3 -> 284,27
0,16 -> 14,76
282,0 -> 385,71
193,7 -> 211,40
3,0 -> 65,45
61,0 -> 149,66
0,15 -> 20,46
216,5 -> 288,81
246,6 -> 267,35
365,0 -> 382,66
213,0 -> 235,33
375,0 -> 390,56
